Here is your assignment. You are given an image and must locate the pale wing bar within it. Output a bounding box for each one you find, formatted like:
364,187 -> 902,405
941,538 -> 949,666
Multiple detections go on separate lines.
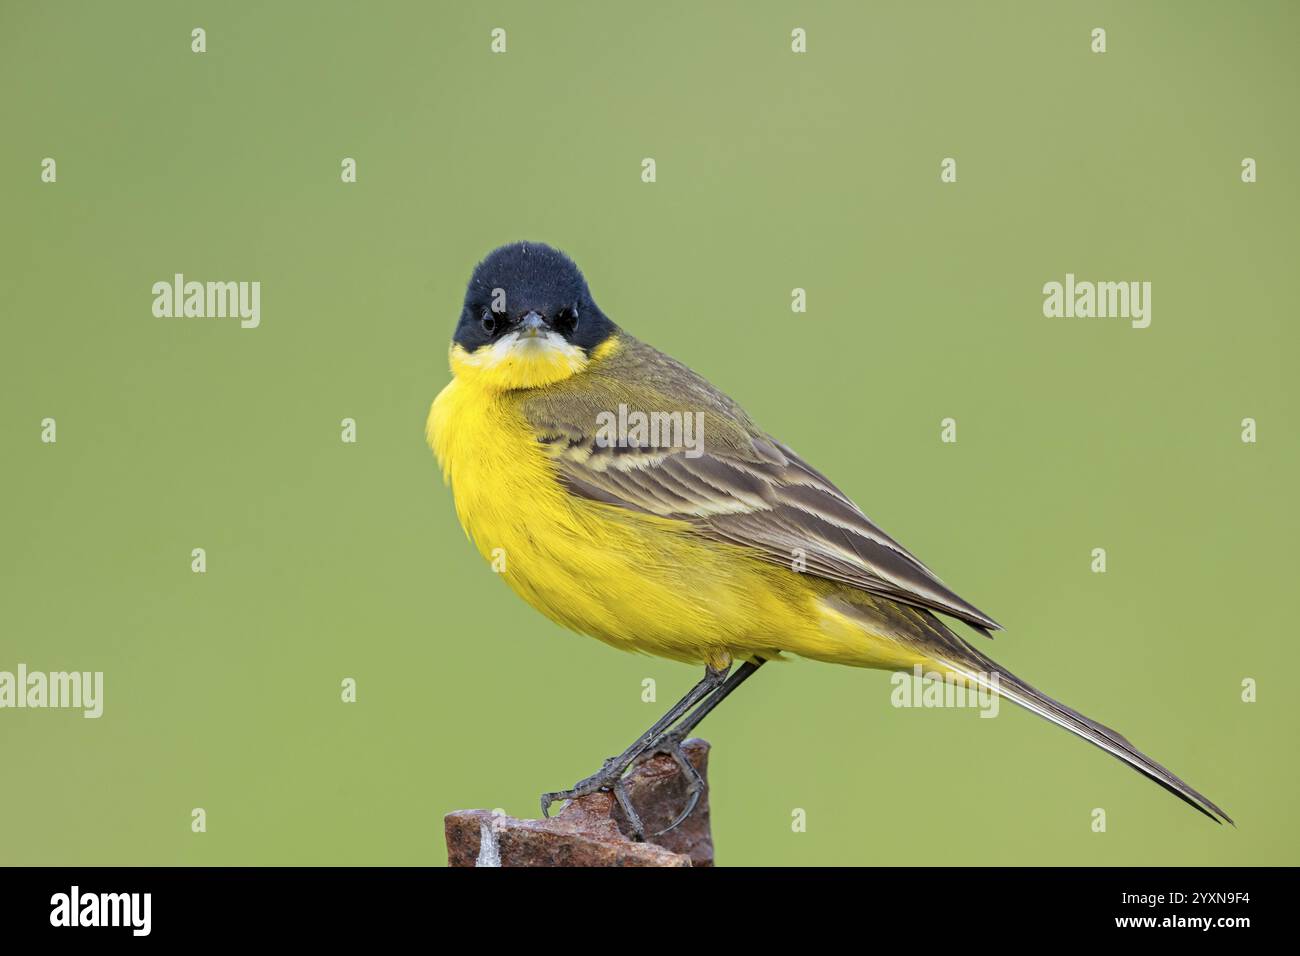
548,431 -> 1002,633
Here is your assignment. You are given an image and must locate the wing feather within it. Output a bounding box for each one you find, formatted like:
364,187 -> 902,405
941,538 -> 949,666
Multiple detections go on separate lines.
520,336 -> 1002,632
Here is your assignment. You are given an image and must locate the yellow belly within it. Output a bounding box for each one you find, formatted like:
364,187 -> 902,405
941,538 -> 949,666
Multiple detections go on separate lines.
427,377 -> 936,671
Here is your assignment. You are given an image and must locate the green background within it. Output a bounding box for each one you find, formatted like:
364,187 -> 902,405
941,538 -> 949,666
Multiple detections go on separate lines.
2,0 -> 1296,866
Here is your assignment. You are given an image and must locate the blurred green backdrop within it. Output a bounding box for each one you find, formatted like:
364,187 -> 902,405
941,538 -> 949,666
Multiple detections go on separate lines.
2,0 -> 1296,866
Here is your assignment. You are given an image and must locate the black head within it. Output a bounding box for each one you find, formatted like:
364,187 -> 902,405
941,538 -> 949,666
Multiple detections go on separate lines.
453,242 -> 617,354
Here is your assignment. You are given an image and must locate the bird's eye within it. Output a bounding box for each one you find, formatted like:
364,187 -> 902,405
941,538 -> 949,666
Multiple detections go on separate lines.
480,310 -> 497,335
554,305 -> 579,335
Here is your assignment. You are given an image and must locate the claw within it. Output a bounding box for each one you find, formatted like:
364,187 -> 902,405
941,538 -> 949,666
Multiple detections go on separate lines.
538,757 -> 630,825
611,781 -> 646,841
647,734 -> 706,836
656,786 -> 701,837
534,665 -> 744,840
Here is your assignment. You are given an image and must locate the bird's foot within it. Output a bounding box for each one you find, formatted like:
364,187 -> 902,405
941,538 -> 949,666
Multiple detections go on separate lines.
634,730 -> 706,837
540,755 -> 649,840
538,663 -> 733,842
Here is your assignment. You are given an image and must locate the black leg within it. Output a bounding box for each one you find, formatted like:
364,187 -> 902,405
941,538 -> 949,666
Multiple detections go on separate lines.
637,659 -> 767,835
539,663 -> 730,837
659,659 -> 765,746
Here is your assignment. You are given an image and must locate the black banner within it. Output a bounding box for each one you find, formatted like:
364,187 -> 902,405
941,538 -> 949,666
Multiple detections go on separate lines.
0,866 -> 1277,941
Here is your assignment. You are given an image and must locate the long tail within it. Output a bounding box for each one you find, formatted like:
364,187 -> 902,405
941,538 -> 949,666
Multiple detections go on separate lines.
938,647 -> 1233,825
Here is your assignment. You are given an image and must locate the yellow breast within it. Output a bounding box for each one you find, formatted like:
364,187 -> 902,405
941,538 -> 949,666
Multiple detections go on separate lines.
426,349 -> 936,672
430,365 -> 791,666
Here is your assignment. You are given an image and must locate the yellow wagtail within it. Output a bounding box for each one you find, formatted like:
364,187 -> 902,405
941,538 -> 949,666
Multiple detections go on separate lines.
427,242 -> 1230,837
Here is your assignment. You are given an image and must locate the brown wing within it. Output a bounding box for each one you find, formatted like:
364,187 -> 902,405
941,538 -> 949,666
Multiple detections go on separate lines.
520,338 -> 1001,633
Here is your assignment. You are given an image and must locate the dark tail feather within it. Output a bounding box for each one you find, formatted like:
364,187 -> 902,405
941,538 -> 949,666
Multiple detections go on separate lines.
940,649 -> 1233,825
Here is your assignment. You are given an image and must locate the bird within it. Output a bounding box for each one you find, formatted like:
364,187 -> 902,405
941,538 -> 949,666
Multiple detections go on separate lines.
426,240 -> 1231,838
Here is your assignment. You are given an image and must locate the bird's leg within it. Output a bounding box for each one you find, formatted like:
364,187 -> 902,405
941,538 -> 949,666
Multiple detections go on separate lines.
539,663 -> 730,838
648,659 -> 765,756
639,659 -> 766,836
